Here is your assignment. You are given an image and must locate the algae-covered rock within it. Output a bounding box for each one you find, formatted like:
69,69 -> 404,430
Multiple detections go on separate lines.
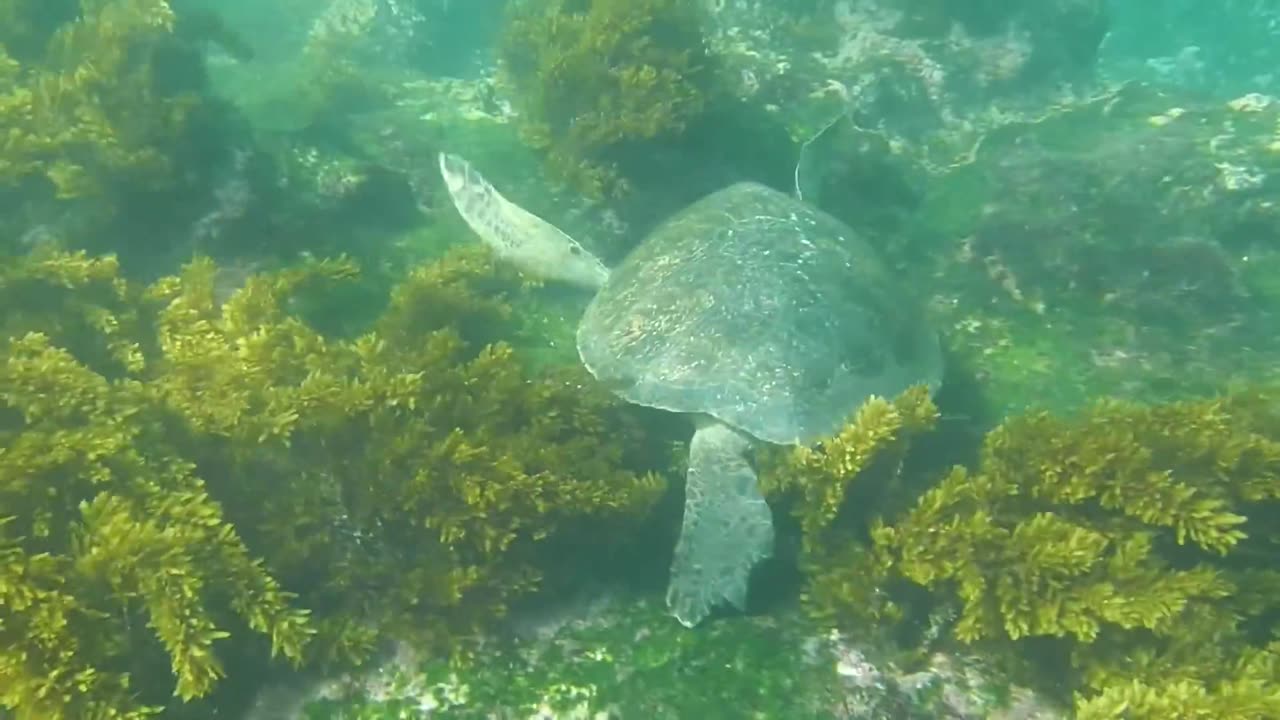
915,84 -> 1280,415
704,0 -> 1107,170
296,595 -> 1063,719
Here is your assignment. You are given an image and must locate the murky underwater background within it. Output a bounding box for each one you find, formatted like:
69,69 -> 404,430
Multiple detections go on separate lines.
2,1 -> 1279,718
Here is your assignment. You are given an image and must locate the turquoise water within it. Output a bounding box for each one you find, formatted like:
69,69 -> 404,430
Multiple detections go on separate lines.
2,2 -> 1279,718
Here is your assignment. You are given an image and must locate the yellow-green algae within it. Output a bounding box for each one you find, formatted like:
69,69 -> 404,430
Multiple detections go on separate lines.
497,0 -> 715,199
0,0 -> 198,199
785,387 -> 1280,717
0,246 -> 666,717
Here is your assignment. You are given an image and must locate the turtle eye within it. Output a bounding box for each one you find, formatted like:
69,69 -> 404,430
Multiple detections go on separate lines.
569,245 -> 582,256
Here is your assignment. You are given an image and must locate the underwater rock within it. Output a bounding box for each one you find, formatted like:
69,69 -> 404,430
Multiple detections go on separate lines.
296,595 -> 1064,719
688,0 -> 1114,256
914,83 -> 1280,414
303,0 -> 504,77
704,0 -> 1107,163
305,0 -> 427,69
277,142 -> 372,208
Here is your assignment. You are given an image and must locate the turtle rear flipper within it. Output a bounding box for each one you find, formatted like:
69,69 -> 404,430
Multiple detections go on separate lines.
666,418 -> 775,627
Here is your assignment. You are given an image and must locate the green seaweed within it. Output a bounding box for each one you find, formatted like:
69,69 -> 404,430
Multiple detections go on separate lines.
0,0 -> 202,199
800,391 -> 1280,716
0,252 -> 313,718
0,246 -> 668,717
497,0 -> 715,198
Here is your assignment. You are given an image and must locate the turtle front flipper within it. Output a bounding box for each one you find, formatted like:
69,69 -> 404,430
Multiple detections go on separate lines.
437,153 -> 610,289
667,418 -> 775,627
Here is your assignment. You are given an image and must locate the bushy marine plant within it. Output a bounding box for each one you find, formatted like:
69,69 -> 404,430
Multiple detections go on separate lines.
497,0 -> 715,198
760,385 -> 941,635
152,248 -> 666,666
0,0 -> 201,199
762,385 -> 940,543
797,391 -> 1280,717
0,251 -> 313,719
0,246 -> 667,717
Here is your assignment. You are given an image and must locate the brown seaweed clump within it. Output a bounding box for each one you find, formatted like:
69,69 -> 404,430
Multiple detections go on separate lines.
786,386 -> 1280,718
0,246 -> 666,717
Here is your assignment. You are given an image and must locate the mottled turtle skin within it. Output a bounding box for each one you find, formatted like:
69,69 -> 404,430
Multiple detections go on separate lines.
577,182 -> 942,446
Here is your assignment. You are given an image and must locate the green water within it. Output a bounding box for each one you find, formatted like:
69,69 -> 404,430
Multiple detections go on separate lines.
1,1 -> 1278,718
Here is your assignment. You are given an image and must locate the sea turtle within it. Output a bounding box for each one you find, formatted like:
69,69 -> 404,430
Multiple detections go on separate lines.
436,150 -> 943,627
